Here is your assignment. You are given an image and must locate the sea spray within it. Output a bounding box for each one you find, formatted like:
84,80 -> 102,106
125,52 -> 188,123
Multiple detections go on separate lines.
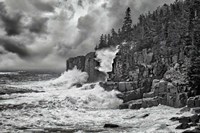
95,46 -> 119,80
6,67 -> 122,109
48,66 -> 89,87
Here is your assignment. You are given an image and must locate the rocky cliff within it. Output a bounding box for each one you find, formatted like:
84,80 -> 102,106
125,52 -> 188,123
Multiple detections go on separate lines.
66,52 -> 106,83
66,0 -> 200,109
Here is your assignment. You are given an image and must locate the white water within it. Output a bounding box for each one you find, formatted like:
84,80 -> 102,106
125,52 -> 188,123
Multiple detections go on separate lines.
0,68 -> 192,132
96,47 -> 119,73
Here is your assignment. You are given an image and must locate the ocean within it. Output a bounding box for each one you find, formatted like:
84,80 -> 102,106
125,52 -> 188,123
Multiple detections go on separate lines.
0,68 -> 191,133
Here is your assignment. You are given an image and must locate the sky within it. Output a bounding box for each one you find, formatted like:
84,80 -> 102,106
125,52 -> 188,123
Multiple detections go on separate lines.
0,0 -> 175,72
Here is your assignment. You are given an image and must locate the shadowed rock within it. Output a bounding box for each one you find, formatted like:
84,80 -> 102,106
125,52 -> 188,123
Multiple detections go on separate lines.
104,124 -> 119,128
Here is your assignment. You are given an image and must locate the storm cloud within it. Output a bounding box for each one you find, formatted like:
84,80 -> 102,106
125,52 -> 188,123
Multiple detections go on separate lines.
0,0 -> 175,71
0,38 -> 29,57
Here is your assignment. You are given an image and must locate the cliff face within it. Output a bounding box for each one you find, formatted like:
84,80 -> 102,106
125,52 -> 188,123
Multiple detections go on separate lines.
66,52 -> 106,83
108,41 -> 189,108
66,0 -> 200,109
66,56 -> 85,71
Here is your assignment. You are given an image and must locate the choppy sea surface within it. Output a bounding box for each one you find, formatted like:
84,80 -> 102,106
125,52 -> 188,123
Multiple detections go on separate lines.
0,69 -> 192,133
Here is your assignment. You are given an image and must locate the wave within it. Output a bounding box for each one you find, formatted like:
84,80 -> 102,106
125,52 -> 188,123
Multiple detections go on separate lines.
6,67 -> 122,109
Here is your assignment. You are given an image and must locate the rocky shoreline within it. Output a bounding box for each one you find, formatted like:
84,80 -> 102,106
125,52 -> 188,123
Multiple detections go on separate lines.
65,0 -> 200,131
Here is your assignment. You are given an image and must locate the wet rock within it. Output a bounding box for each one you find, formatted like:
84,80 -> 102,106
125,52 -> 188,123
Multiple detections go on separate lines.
183,128 -> 200,133
116,93 -> 124,100
66,56 -> 85,71
118,82 -> 134,92
152,79 -> 168,96
177,93 -> 188,108
170,117 -> 180,121
180,107 -> 190,113
189,123 -> 197,127
66,52 -> 106,83
187,96 -> 200,108
190,114 -> 200,123
143,92 -> 154,98
100,82 -> 118,91
104,124 -> 119,128
141,97 -> 159,108
175,123 -> 190,129
154,63 -> 168,79
123,89 -> 143,102
191,107 -> 200,114
178,116 -> 191,124
119,103 -> 129,109
140,113 -> 150,118
140,78 -> 152,93
187,97 -> 195,108
85,52 -> 106,82
129,101 -> 142,109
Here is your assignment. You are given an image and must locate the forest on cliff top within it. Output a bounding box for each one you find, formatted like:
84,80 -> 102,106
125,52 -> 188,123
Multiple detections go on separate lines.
95,0 -> 200,95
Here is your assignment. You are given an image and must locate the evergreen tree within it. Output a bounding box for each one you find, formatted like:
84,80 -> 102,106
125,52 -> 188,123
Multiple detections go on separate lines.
187,0 -> 200,96
98,34 -> 104,49
122,7 -> 132,33
104,34 -> 107,46
121,7 -> 133,41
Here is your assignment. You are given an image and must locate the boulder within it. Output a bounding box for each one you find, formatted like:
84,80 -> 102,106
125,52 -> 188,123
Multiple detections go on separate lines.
187,97 -> 195,108
191,107 -> 200,114
140,113 -> 150,118
152,79 -> 168,96
167,82 -> 177,94
187,96 -> 200,108
141,97 -> 159,108
99,82 -> 118,91
190,114 -> 199,123
152,79 -> 160,89
143,92 -> 155,98
158,80 -> 168,93
170,117 -> 180,121
119,103 -> 129,109
175,123 -> 190,129
141,78 -> 152,93
180,107 -> 190,113
118,82 -> 134,92
128,100 -> 142,109
123,89 -> 143,102
104,124 -> 119,128
177,93 -> 187,107
178,116 -> 191,124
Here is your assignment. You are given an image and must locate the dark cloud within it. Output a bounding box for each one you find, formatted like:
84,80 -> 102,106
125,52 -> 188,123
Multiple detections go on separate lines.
0,13 -> 22,36
30,1 -> 55,12
0,38 -> 29,58
29,17 -> 48,34
0,0 -> 175,71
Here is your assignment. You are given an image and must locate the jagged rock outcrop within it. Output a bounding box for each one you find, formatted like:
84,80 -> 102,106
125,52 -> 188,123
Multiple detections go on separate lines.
66,52 -> 106,82
66,56 -> 85,71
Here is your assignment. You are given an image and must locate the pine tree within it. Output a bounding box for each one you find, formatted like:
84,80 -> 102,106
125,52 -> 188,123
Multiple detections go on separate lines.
122,7 -> 132,33
121,7 -> 133,41
98,34 -> 104,49
187,0 -> 200,96
104,34 -> 107,46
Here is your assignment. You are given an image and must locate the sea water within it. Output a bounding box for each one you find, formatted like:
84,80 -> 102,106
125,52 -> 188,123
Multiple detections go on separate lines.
0,68 -> 192,133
